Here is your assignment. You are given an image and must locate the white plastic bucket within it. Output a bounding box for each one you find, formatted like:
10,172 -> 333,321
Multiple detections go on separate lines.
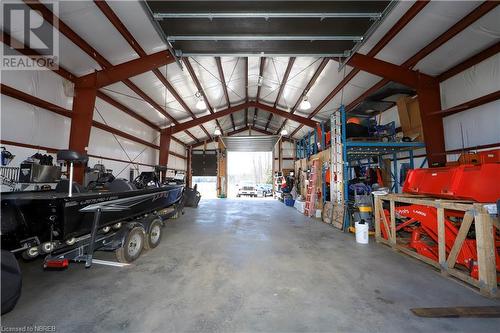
355,222 -> 369,244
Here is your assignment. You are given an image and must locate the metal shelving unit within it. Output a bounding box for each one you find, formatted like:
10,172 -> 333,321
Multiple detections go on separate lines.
330,105 -> 425,230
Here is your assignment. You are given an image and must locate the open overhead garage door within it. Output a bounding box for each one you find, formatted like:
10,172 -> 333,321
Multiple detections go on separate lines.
221,136 -> 279,152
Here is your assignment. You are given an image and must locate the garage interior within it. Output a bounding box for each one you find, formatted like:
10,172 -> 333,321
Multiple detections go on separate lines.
1,1 -> 499,332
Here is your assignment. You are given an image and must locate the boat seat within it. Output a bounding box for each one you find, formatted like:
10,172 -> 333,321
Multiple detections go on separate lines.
55,180 -> 86,194
106,178 -> 137,192
57,150 -> 89,164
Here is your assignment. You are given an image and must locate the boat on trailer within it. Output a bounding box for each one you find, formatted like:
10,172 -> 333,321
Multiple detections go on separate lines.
1,150 -> 185,314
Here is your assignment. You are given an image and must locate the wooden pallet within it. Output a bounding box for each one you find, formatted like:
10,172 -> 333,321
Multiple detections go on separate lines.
374,193 -> 499,298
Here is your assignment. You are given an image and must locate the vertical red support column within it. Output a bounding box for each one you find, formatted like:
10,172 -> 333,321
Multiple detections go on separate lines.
417,76 -> 446,166
159,127 -> 172,166
278,140 -> 282,172
159,127 -> 172,182
68,85 -> 97,184
186,146 -> 192,187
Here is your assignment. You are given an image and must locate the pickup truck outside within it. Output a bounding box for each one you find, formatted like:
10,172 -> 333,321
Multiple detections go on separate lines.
237,185 -> 258,197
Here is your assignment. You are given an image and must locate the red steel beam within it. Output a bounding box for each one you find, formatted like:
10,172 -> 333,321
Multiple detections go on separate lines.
76,50 -> 174,88
347,53 -> 421,88
92,121 -> 158,150
184,57 -> 224,134
293,58 -> 330,114
186,146 -> 192,186
170,135 -> 185,147
96,91 -> 160,130
1,32 -> 75,82
159,127 -> 172,166
0,139 -> 187,165
431,90 -> 500,117
93,0 -> 143,55
266,57 -> 295,131
244,57 -> 249,102
1,84 -> 71,118
405,1 -> 498,69
184,130 -> 199,143
216,57 -> 231,107
215,57 -> 236,131
184,58 -> 213,113
253,102 -> 317,128
122,78 -> 178,123
191,125 -> 294,149
290,1 -> 430,138
277,57 -> 330,134
274,57 -> 296,108
370,1 -> 431,56
416,76 -> 445,165
172,102 -> 317,134
244,58 -> 249,126
438,41 -> 500,82
70,86 -> 98,183
249,126 -> 294,144
0,140 -> 59,153
256,57 -> 266,102
174,103 -> 251,134
254,58 -> 265,127
24,0 -> 110,66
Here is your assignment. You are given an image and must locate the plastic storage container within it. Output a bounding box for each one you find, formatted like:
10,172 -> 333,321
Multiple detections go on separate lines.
355,221 -> 369,244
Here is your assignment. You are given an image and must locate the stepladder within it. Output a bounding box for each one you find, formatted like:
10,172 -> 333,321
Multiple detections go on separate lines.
304,159 -> 320,217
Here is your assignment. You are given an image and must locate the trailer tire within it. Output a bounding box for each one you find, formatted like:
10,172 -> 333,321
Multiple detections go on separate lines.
1,250 -> 22,314
115,227 -> 145,263
144,219 -> 162,250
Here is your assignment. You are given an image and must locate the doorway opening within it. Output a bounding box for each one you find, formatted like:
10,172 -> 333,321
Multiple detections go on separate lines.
191,149 -> 218,199
227,151 -> 273,199
192,176 -> 217,199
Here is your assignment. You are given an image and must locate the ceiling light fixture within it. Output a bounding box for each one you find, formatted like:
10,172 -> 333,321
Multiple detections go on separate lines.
195,91 -> 206,111
196,100 -> 207,111
214,128 -> 222,136
257,76 -> 264,87
280,129 -> 288,136
300,96 -> 311,111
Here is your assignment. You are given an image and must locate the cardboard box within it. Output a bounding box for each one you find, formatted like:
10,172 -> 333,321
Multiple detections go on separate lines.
396,96 -> 424,141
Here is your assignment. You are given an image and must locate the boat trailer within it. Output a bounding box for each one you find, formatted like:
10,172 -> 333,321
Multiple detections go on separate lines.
43,192 -> 185,269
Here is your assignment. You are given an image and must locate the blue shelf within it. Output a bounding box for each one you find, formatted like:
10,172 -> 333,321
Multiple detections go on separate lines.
345,141 -> 425,162
346,141 -> 425,148
339,105 -> 425,231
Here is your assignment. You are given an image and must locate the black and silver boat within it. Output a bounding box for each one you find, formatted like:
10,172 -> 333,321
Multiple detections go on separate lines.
1,150 -> 183,257
1,150 -> 187,314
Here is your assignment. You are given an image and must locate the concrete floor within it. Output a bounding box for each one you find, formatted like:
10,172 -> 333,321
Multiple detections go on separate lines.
2,199 -> 499,332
